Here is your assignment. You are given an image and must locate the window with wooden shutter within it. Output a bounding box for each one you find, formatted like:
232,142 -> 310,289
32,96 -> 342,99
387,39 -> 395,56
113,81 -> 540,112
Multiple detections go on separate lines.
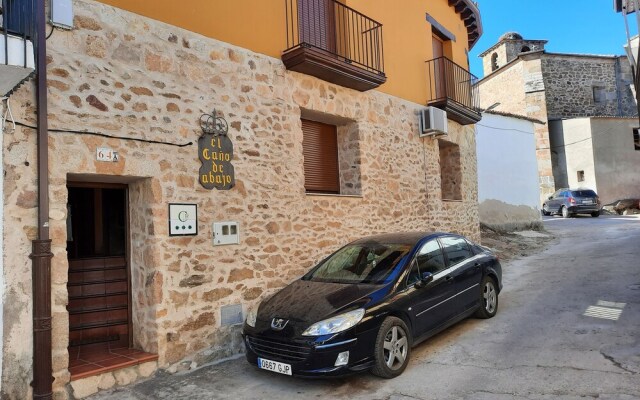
302,119 -> 340,193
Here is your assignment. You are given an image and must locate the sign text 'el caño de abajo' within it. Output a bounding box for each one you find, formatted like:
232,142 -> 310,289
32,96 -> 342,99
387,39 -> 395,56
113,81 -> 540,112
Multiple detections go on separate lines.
198,110 -> 235,190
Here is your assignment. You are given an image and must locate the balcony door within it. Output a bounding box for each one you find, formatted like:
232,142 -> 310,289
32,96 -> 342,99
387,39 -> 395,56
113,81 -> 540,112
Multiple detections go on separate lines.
298,0 -> 336,53
432,34 -> 446,100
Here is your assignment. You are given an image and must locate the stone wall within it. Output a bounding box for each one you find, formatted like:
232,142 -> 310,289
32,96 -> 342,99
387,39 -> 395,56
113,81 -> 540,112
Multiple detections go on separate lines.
1,1 -> 480,398
439,140 -> 462,201
542,55 -> 637,119
478,60 -> 527,113
480,39 -> 546,77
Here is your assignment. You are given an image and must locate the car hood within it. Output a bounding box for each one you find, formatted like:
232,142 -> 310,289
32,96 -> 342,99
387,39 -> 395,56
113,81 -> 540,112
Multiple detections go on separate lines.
258,279 -> 381,325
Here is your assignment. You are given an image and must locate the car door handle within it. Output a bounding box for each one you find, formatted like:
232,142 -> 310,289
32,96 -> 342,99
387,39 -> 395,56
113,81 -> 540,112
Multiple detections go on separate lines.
445,275 -> 453,283
474,262 -> 481,270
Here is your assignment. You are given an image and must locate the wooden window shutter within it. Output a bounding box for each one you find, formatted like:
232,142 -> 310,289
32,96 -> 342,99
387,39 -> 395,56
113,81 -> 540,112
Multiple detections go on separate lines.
302,119 -> 340,193
298,0 -> 336,52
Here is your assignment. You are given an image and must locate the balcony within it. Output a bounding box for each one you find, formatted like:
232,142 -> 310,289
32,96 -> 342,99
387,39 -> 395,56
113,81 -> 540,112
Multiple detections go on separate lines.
425,56 -> 481,126
282,0 -> 386,92
1,0 -> 36,97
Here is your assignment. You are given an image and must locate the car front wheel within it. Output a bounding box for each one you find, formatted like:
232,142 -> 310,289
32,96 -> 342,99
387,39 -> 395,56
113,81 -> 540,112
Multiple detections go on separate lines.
475,276 -> 499,319
371,317 -> 411,379
542,204 -> 551,216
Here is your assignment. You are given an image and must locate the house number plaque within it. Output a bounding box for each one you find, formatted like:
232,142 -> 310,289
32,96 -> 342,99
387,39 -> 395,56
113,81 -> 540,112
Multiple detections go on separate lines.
198,110 -> 235,190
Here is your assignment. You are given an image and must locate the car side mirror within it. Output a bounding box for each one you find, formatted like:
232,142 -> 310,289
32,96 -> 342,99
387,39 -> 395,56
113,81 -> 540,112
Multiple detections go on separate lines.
548,196 -> 553,200
415,272 -> 434,288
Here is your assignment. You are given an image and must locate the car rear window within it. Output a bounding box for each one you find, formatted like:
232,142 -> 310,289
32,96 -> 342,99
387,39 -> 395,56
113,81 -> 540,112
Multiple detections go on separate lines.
571,190 -> 597,197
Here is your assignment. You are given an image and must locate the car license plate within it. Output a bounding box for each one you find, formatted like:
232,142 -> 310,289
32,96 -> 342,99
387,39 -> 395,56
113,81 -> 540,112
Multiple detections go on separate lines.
257,358 -> 292,375
583,200 -> 593,204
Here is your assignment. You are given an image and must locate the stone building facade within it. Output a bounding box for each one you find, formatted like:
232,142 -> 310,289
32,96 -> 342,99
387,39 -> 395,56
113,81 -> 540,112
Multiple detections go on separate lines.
541,55 -> 636,119
476,32 -> 637,202
1,1 -> 481,398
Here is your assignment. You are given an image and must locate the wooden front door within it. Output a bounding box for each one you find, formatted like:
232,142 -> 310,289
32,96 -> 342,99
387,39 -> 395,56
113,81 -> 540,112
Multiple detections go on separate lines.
432,34 -> 446,100
67,184 -> 130,354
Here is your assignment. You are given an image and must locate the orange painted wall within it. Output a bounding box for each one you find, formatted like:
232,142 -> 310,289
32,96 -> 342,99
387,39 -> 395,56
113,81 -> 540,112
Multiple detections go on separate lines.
347,0 -> 471,104
98,0 -> 472,105
98,0 -> 285,59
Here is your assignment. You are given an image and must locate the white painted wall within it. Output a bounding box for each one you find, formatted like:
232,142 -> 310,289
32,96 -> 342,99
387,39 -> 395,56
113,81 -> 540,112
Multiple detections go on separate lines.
476,112 -> 542,230
560,118 -> 598,193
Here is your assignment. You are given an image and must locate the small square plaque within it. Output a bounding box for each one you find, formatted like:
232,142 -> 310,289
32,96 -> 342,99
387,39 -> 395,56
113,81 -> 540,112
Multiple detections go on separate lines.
169,203 -> 198,236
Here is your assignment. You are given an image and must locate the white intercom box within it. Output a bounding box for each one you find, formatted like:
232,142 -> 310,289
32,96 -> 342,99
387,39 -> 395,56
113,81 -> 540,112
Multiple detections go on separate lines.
213,221 -> 239,246
169,204 -> 197,236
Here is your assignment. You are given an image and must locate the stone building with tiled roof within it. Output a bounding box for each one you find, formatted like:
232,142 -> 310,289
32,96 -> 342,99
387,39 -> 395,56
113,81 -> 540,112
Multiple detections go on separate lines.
476,32 -> 639,204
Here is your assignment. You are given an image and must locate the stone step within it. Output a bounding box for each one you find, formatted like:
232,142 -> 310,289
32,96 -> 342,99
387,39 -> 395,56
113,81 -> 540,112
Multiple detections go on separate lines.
69,360 -> 157,399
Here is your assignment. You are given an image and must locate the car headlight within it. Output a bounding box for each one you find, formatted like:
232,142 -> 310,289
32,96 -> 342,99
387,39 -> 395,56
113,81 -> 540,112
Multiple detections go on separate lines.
246,309 -> 257,327
302,309 -> 365,336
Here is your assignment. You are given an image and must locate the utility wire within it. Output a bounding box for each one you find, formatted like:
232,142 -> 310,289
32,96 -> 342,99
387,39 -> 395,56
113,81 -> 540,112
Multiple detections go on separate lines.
476,123 -> 535,135
12,120 -> 193,147
479,122 -> 628,151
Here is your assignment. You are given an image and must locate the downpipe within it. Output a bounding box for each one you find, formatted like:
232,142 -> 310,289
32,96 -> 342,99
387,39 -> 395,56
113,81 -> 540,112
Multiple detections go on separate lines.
31,0 -> 53,398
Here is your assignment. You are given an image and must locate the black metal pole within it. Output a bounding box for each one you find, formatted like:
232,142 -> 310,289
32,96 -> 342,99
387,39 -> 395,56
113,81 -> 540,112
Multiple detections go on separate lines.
31,0 -> 53,398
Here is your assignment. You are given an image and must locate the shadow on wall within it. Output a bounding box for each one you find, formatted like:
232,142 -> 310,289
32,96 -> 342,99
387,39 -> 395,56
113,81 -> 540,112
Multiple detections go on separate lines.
479,199 -> 543,232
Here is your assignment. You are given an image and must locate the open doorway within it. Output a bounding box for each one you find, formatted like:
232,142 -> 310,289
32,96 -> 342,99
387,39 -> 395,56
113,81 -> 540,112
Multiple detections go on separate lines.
66,182 -> 156,380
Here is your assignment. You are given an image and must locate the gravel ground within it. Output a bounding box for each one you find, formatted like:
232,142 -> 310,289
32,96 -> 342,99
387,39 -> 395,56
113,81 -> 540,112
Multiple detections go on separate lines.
480,225 -> 555,262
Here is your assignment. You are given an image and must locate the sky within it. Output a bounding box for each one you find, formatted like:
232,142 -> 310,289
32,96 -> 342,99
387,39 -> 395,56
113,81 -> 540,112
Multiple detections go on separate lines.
468,1 -> 637,78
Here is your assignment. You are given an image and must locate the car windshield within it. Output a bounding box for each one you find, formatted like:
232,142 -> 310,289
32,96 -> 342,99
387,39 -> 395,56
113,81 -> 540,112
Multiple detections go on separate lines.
303,243 -> 411,284
571,190 -> 597,197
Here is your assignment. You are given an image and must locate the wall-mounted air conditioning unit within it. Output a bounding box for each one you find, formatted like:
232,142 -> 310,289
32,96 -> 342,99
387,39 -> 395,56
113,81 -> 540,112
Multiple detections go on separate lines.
419,107 -> 448,138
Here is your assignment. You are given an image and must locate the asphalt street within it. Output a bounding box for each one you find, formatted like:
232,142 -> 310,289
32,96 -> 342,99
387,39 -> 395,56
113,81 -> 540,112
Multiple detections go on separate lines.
91,214 -> 640,400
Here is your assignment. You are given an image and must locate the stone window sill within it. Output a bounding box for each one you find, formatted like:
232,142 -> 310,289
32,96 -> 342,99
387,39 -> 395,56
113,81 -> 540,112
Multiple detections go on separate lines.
306,193 -> 363,199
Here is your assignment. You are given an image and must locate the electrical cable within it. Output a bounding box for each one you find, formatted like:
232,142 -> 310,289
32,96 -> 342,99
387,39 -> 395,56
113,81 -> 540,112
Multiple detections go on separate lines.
45,25 -> 54,40
476,123 -> 535,135
478,120 -> 632,151
1,97 -> 16,133
12,120 -> 193,147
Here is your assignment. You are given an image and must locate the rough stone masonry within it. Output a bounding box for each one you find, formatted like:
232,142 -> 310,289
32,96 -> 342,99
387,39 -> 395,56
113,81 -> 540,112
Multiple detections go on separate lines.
1,1 -> 480,398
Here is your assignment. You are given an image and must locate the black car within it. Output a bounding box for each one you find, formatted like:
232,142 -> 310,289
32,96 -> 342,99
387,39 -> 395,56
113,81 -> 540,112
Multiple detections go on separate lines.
242,232 -> 502,378
542,188 -> 601,218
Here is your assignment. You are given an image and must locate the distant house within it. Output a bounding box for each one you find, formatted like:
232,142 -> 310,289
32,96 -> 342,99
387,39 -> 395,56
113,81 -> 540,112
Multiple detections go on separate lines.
476,111 -> 543,231
549,117 -> 640,204
476,32 -> 639,204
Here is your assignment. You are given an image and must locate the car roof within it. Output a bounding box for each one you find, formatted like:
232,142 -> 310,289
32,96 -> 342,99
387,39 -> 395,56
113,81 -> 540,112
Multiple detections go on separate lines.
351,231 -> 459,246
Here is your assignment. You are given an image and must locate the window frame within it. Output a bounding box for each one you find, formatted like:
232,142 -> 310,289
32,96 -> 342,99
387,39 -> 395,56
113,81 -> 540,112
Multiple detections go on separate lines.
301,118 -> 340,194
439,236 -> 474,268
405,239 -> 447,288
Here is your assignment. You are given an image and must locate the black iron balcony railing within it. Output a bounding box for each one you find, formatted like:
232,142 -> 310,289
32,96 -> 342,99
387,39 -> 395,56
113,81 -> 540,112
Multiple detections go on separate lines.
283,0 -> 386,91
425,56 -> 481,125
1,0 -> 36,68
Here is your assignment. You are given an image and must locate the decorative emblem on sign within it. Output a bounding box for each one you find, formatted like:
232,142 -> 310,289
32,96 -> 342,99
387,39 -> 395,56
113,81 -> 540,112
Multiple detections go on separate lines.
198,110 -> 235,190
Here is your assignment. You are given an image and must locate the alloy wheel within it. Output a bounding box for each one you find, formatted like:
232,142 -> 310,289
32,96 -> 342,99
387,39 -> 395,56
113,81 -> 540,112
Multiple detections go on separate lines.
383,326 -> 408,370
483,281 -> 497,314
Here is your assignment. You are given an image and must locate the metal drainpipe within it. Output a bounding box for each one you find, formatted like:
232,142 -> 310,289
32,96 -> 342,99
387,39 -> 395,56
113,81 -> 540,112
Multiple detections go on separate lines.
31,0 -> 53,398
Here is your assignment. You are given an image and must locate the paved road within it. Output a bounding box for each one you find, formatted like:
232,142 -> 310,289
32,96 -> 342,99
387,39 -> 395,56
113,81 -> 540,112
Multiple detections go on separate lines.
92,215 -> 640,400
